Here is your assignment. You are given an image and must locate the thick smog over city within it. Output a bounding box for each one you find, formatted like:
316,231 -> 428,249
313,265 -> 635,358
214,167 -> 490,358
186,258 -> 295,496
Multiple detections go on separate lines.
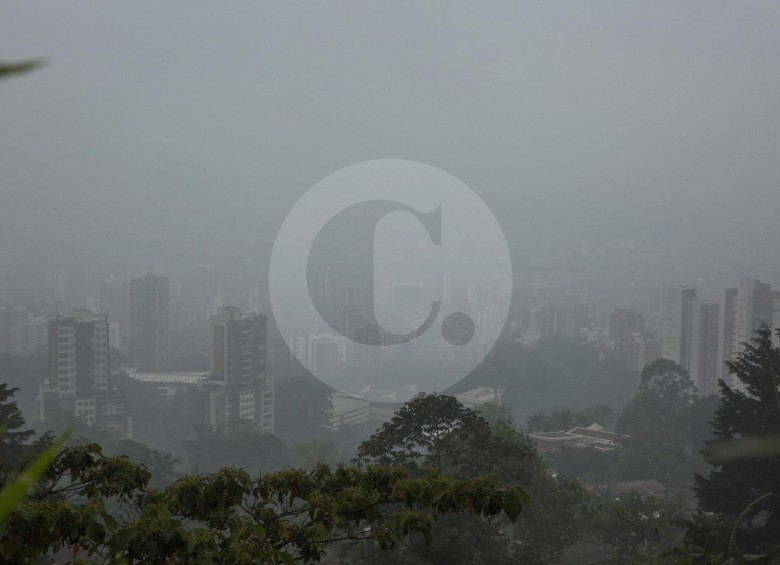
1,3 -> 780,563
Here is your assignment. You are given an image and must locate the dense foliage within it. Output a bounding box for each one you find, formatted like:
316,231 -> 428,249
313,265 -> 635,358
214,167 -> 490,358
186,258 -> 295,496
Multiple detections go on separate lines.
689,325 -> 780,559
352,393 -> 587,564
0,441 -> 525,564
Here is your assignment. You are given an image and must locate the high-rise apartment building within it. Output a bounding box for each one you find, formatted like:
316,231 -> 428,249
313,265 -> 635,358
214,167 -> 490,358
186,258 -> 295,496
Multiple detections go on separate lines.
211,306 -> 267,387
47,309 -> 109,397
688,298 -> 720,395
717,279 -> 775,385
661,286 -> 719,393
129,274 -> 169,371
661,286 -> 697,367
98,277 -> 130,352
204,306 -> 273,433
39,309 -> 130,438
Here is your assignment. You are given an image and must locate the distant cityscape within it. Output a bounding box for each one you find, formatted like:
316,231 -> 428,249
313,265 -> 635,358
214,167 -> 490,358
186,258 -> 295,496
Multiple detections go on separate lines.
1,263 -> 777,442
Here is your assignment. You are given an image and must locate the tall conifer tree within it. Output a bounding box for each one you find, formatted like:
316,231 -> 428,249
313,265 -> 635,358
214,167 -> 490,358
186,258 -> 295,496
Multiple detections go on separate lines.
693,324 -> 780,555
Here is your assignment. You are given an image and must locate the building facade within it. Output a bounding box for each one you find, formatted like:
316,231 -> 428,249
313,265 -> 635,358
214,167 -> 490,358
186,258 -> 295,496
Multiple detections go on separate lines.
661,286 -> 719,393
204,307 -> 273,433
688,298 -> 720,394
98,277 -> 130,352
39,309 -> 131,438
661,286 -> 697,368
129,274 -> 169,371
717,279 -> 776,386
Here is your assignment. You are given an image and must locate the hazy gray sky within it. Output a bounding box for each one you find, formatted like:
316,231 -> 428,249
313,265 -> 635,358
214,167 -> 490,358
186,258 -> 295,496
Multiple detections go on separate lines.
2,1 -> 779,282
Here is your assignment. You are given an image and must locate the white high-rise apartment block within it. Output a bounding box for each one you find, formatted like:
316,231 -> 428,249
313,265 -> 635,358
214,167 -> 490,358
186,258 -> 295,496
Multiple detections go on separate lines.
661,286 -> 697,367
48,309 -> 109,397
98,277 -> 130,353
661,286 -> 719,394
717,279 -> 774,386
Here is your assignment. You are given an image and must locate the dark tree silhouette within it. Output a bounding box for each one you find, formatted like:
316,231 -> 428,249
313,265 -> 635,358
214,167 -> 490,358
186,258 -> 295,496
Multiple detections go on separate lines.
691,324 -> 780,557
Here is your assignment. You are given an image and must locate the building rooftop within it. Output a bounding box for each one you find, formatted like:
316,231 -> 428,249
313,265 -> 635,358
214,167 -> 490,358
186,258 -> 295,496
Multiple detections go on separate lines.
566,426 -> 628,444
125,369 -> 208,384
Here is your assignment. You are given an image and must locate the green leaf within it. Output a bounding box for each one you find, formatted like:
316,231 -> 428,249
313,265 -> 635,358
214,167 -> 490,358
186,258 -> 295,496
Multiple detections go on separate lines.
0,60 -> 44,80
502,489 -> 525,522
0,430 -> 70,523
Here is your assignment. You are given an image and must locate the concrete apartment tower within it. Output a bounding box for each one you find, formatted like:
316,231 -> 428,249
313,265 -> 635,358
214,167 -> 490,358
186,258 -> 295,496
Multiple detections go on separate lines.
661,286 -> 719,393
688,298 -> 720,395
661,286 -> 697,368
39,309 -> 131,438
98,276 -> 130,353
204,306 -> 274,433
47,309 -> 109,399
717,279 -> 775,387
129,274 -> 169,371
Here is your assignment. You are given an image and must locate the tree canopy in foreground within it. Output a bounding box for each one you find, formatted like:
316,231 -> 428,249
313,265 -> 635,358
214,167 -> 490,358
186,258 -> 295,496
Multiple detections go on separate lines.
0,441 -> 526,564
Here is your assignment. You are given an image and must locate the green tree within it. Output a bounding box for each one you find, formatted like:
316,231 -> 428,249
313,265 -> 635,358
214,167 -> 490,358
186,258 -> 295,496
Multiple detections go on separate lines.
526,404 -> 615,432
639,358 -> 698,406
526,408 -> 575,432
355,393 -> 491,473
691,324 -> 780,558
475,402 -> 513,427
108,439 -> 182,489
576,404 -> 616,428
0,384 -> 52,478
183,421 -> 288,473
571,489 -> 688,563
342,512 -> 517,565
0,442 -> 526,564
461,337 -> 636,424
355,394 -> 587,564
609,359 -> 707,482
0,384 -> 36,462
290,439 -> 342,471
275,374 -> 333,442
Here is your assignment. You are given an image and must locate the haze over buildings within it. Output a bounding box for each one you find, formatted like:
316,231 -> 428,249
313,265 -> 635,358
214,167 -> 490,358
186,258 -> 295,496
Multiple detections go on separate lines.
130,274 -> 169,372
1,2 -> 780,302
2,3 -> 780,517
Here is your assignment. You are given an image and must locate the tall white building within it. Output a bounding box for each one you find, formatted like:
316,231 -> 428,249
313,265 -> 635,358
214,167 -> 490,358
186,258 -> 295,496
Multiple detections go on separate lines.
661,286 -> 719,393
98,277 -> 130,353
661,286 -> 697,367
48,309 -> 109,397
717,279 -> 774,386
